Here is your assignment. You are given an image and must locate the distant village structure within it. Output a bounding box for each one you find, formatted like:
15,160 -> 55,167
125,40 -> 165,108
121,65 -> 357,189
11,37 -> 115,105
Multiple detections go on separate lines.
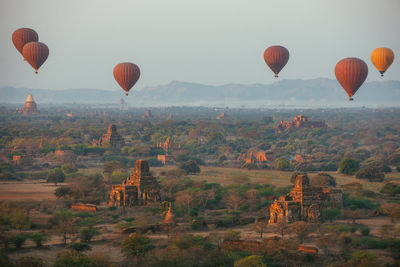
92,124 -> 125,149
269,174 -> 342,223
142,109 -> 152,119
109,160 -> 161,207
156,137 -> 180,165
275,115 -> 326,131
216,112 -> 228,120
21,94 -> 39,115
238,150 -> 273,164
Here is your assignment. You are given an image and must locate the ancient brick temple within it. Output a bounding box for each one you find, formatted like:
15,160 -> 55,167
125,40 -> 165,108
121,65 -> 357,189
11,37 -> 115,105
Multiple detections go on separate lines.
269,174 -> 342,223
275,115 -> 326,131
93,124 -> 125,149
22,94 -> 39,114
109,160 -> 161,207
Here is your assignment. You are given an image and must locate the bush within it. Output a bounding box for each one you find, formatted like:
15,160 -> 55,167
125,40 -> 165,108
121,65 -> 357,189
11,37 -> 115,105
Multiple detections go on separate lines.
12,234 -> 27,249
311,173 -> 336,187
338,158 -> 359,175
354,237 -> 388,249
320,162 -> 338,171
66,242 -> 91,252
121,233 -> 154,259
275,158 -> 290,171
61,164 -> 78,174
343,196 -> 377,210
110,170 -> 128,184
360,227 -> 370,236
14,256 -> 44,267
123,217 -> 136,222
147,157 -> 163,167
380,183 -> 400,196
355,166 -> 384,181
322,208 -> 341,222
191,218 -> 206,230
176,153 -> 191,163
179,160 -> 200,174
54,250 -> 92,267
294,162 -> 315,172
29,233 -> 48,248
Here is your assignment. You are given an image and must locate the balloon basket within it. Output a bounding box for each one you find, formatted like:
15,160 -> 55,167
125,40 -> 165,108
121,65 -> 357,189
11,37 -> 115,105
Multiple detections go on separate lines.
125,93 -> 128,96
274,74 -> 279,78
349,98 -> 354,101
35,71 -> 38,74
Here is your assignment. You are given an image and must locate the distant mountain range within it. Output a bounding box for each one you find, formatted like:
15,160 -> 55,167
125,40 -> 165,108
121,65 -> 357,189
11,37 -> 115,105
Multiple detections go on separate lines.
1,78 -> 399,107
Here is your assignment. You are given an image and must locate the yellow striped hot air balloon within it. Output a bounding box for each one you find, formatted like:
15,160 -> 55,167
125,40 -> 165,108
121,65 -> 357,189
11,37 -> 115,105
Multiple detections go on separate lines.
370,47 -> 394,77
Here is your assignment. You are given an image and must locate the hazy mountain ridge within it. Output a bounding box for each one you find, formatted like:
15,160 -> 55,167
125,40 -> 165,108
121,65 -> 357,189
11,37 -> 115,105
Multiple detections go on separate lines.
1,78 -> 399,107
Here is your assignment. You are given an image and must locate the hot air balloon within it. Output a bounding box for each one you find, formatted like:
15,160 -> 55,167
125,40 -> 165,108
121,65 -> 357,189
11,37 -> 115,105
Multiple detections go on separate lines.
263,46 -> 289,78
371,47 -> 394,77
334,57 -> 368,101
12,28 -> 39,58
22,42 -> 49,74
113,63 -> 141,96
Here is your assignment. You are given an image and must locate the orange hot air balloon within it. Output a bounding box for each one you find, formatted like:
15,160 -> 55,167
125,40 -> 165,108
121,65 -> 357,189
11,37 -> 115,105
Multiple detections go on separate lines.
22,42 -> 49,74
334,57 -> 368,101
370,47 -> 394,77
12,28 -> 39,57
263,46 -> 289,78
113,63 -> 141,96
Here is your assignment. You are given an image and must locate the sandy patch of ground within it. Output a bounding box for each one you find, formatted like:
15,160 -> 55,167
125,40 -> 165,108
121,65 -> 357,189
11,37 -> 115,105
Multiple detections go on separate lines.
0,180 -> 60,201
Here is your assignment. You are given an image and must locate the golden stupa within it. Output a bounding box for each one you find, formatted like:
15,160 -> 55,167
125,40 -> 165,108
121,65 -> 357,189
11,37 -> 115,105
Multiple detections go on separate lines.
22,94 -> 39,114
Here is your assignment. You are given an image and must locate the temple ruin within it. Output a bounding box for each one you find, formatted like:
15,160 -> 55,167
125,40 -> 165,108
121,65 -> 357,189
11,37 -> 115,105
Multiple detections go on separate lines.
93,124 -> 125,149
109,160 -> 161,207
22,94 -> 39,115
269,174 -> 342,223
275,115 -> 326,131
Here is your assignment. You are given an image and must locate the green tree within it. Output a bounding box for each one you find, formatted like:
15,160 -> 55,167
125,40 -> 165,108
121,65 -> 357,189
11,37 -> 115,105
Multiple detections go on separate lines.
9,212 -> 30,231
12,234 -> 27,249
338,158 -> 359,175
80,228 -> 101,243
179,160 -> 200,174
46,168 -> 66,186
61,163 -> 78,174
322,208 -> 341,222
49,211 -> 76,245
355,166 -> 384,181
55,186 -> 73,199
275,158 -> 290,171
121,233 -> 154,260
207,132 -> 226,145
29,233 -> 48,248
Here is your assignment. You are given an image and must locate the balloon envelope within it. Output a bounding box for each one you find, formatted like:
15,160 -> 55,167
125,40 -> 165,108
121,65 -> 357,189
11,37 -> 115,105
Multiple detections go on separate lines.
12,28 -> 39,56
370,47 -> 394,77
113,63 -> 141,96
263,46 -> 289,77
334,57 -> 368,101
22,42 -> 49,74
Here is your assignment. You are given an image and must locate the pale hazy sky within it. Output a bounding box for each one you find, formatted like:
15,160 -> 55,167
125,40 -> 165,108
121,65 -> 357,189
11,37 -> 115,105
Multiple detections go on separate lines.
0,0 -> 399,91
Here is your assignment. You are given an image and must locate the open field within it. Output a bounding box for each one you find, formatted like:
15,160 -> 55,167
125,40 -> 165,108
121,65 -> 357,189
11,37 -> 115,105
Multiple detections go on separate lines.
0,180 -> 59,201
152,166 -> 400,192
